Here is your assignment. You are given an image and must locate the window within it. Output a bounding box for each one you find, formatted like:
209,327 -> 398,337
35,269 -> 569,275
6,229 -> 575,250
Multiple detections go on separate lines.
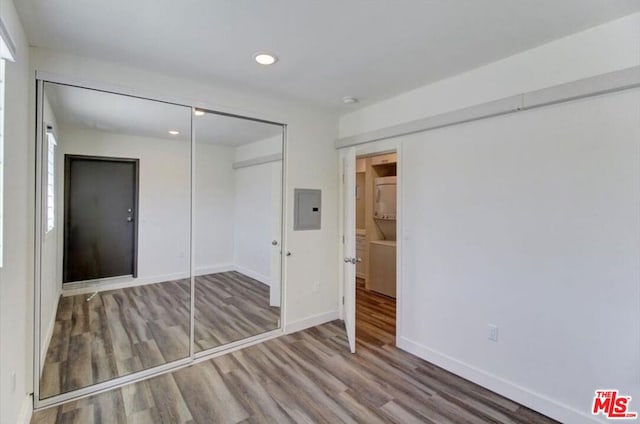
46,130 -> 57,233
0,18 -> 16,267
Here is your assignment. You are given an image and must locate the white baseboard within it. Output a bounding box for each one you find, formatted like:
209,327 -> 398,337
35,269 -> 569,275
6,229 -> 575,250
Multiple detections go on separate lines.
61,264 -> 234,296
196,264 -> 235,276
17,396 -> 32,424
397,336 -> 598,424
233,265 -> 271,287
284,309 -> 340,335
61,272 -> 188,296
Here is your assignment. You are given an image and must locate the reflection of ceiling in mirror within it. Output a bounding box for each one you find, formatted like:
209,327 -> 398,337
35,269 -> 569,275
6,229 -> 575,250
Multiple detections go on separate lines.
194,113 -> 282,147
44,83 -> 283,146
44,83 -> 192,142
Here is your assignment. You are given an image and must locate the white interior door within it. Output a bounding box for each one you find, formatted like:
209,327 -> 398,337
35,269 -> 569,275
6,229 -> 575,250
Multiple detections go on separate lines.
342,147 -> 356,353
270,161 -> 282,307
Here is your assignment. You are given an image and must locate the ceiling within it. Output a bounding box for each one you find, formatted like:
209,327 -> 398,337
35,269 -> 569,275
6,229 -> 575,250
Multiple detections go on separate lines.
44,82 -> 282,145
18,1 -> 640,110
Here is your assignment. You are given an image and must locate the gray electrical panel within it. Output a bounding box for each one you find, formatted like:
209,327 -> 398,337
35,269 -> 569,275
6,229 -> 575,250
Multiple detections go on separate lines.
294,189 -> 321,231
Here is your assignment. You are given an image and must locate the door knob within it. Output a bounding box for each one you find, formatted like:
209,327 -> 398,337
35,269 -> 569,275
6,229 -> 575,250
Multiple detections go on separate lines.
126,217 -> 133,222
356,257 -> 362,263
344,257 -> 357,264
272,240 -> 279,246
286,251 -> 292,257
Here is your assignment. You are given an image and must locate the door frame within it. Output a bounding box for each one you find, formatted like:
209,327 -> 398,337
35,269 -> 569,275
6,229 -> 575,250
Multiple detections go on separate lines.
339,138 -> 403,348
63,154 -> 140,284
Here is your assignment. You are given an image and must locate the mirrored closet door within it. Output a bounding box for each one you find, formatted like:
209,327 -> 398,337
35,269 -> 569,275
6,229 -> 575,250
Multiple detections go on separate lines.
193,111 -> 283,352
37,82 -> 192,399
35,80 -> 285,405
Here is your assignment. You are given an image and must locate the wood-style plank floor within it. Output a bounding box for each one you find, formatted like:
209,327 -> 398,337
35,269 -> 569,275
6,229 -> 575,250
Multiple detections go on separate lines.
194,272 -> 280,352
33,284 -> 557,423
40,271 -> 280,398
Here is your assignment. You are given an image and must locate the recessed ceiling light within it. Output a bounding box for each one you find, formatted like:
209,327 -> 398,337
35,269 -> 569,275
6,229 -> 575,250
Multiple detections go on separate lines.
168,130 -> 180,135
342,96 -> 359,104
194,109 -> 205,116
253,52 -> 278,65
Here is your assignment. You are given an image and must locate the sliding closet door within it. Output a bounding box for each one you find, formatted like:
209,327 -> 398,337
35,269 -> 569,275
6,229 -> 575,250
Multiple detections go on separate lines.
35,80 -> 286,406
36,82 -> 192,400
192,110 -> 284,353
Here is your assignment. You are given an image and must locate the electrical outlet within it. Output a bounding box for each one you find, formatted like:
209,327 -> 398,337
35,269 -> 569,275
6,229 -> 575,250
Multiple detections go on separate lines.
10,372 -> 16,393
488,324 -> 499,342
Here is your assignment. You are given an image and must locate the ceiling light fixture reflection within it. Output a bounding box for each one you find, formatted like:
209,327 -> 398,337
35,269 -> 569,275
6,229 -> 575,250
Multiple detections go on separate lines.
194,109 -> 205,116
253,52 -> 278,65
342,96 -> 359,104
168,130 -> 180,135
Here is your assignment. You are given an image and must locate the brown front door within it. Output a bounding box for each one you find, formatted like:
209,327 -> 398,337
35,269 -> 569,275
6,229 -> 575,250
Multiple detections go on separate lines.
63,155 -> 139,283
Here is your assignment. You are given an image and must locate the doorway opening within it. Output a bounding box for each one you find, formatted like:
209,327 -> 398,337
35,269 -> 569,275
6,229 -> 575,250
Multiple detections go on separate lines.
354,152 -> 397,348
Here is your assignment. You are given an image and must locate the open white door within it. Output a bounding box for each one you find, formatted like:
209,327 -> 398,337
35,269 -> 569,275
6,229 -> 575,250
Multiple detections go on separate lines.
342,147 -> 357,353
270,161 -> 282,307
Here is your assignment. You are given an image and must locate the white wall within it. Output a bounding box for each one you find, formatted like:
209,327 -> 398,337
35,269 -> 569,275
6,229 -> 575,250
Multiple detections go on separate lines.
55,125 -> 193,291
57,128 -> 280,290
194,142 -> 235,272
29,46 -> 340,334
232,135 -> 283,286
233,163 -> 275,285
339,13 -> 640,138
47,127 -> 240,294
0,1 -> 32,423
337,13 -> 640,424
399,89 -> 639,423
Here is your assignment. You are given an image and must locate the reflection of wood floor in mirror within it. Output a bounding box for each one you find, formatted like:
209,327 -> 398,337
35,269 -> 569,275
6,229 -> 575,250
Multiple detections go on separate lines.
194,273 -> 280,352
33,285 -> 557,424
39,271 -> 280,399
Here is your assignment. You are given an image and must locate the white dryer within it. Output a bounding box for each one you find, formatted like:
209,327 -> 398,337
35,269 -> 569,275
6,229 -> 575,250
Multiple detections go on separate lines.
369,240 -> 396,298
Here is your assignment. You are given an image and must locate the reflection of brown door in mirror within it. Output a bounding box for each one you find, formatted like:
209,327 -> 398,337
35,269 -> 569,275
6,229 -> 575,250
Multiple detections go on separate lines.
63,155 -> 138,283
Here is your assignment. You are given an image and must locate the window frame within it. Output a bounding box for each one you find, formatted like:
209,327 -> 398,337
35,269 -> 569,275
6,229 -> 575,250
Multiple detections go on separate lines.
0,17 -> 16,268
45,129 -> 57,234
